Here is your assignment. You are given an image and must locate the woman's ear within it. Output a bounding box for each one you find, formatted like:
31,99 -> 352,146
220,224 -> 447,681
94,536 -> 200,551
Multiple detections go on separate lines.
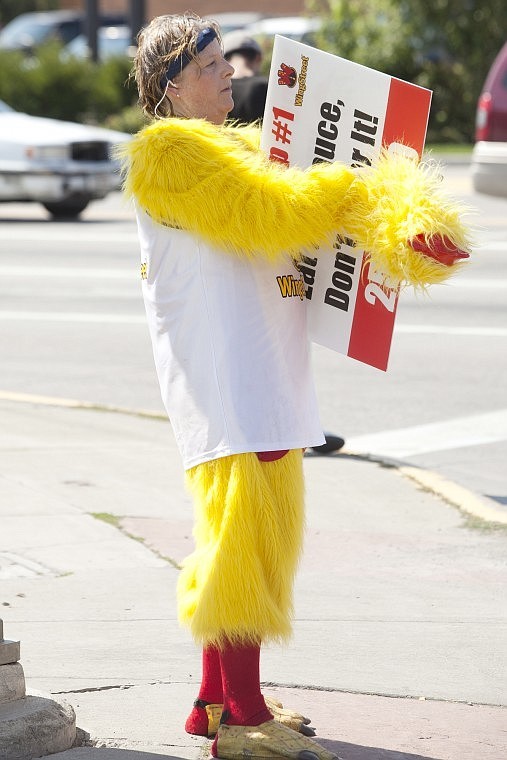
165,80 -> 181,112
165,80 -> 180,116
165,78 -> 180,98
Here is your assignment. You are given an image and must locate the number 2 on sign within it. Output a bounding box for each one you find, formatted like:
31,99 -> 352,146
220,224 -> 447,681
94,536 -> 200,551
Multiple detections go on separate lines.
364,264 -> 399,312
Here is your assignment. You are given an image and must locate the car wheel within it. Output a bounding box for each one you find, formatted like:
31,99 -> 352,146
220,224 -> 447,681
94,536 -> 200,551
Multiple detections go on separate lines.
42,199 -> 90,219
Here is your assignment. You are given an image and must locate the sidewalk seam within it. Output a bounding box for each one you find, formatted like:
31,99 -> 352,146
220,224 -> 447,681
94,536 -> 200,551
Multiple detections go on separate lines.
261,681 -> 507,708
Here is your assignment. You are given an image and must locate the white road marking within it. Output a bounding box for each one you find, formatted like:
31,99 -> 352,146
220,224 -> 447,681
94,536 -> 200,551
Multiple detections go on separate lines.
347,409 -> 507,458
0,311 -> 504,336
395,324 -> 507,337
0,311 -> 145,324
451,279 -> 507,289
2,268 -> 502,287
0,266 -> 135,279
3,230 -> 137,243
476,241 -> 507,252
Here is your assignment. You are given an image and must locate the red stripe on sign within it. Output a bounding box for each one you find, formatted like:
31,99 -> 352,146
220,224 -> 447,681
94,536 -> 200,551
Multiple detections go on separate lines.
382,78 -> 432,154
347,257 -> 399,371
347,78 -> 431,370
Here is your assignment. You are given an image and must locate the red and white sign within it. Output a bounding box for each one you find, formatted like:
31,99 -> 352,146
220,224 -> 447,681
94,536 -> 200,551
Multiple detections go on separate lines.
261,36 -> 432,371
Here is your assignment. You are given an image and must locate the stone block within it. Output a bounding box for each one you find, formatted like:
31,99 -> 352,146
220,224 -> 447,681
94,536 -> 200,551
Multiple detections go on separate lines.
0,640 -> 20,666
0,692 -> 76,760
0,663 -> 26,706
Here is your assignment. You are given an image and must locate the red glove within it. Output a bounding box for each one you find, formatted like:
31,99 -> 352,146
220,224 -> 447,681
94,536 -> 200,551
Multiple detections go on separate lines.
410,233 -> 470,267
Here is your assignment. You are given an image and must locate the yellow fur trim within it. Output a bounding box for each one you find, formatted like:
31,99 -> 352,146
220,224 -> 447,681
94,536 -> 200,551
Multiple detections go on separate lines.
119,118 -> 358,261
120,118 -> 471,288
343,152 -> 473,288
178,451 -> 304,648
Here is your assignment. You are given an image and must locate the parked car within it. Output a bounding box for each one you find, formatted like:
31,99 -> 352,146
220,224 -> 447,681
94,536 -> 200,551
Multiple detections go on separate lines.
245,16 -> 322,45
471,41 -> 507,198
64,25 -> 134,61
205,12 -> 263,35
0,99 -> 130,218
0,10 -> 127,52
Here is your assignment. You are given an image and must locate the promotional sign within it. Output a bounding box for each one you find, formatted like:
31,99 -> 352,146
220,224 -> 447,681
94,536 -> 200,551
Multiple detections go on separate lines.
261,36 -> 432,370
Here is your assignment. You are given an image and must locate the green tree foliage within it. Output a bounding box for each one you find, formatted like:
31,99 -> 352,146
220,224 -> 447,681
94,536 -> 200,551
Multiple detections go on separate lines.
0,1 -> 58,27
0,44 -> 136,124
309,0 -> 415,76
307,0 -> 507,143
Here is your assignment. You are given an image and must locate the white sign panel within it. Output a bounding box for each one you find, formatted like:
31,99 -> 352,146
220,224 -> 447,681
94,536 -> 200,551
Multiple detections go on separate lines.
261,36 -> 432,370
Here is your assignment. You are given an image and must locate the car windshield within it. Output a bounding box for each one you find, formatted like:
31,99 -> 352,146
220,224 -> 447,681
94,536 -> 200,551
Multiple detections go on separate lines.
0,15 -> 82,48
0,17 -> 54,46
65,26 -> 131,59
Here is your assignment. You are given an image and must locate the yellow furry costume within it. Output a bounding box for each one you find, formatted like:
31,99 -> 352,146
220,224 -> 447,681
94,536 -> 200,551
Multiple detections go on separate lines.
122,117 -> 470,288
180,451 -> 304,647
122,117 -> 470,647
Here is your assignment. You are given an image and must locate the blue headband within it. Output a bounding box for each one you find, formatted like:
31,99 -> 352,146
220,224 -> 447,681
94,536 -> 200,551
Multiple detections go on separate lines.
160,27 -> 217,90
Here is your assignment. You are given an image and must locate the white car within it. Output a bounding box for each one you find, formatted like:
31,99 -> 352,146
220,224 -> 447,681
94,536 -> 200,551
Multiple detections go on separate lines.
64,25 -> 135,61
0,99 -> 130,218
471,141 -> 507,199
245,16 -> 322,44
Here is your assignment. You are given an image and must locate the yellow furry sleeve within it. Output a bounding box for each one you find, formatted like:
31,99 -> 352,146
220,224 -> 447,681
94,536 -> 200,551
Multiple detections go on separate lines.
121,118 -> 471,287
122,118 -> 359,258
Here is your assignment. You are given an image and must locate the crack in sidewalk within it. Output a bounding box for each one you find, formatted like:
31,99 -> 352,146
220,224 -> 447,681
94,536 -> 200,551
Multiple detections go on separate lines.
261,682 -> 506,708
54,683 -> 136,695
53,679 -> 180,696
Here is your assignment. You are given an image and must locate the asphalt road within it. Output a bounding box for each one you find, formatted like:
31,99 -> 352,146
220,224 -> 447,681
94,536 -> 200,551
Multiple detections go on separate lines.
1,161 -> 506,507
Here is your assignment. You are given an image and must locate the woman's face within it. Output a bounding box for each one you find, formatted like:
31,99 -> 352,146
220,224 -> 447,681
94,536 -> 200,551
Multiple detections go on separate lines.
169,39 -> 234,125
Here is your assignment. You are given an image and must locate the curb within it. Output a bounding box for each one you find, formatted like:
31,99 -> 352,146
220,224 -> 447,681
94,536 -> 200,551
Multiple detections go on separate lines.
1,389 -> 504,527
0,691 -> 76,760
342,449 -> 507,526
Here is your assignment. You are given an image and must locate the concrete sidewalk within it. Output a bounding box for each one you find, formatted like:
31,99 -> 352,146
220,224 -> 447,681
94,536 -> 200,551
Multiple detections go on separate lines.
0,398 -> 506,760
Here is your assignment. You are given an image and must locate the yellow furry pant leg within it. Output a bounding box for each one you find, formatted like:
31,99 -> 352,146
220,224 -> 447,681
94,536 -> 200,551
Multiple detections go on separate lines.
177,450 -> 305,648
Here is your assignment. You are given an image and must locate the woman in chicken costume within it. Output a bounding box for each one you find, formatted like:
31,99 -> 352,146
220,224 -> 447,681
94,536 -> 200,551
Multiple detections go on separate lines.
122,13 -> 470,760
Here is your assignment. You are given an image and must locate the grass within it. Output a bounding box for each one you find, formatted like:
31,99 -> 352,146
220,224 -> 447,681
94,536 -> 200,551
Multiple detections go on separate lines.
425,143 -> 473,154
90,511 -> 121,528
463,514 -> 507,534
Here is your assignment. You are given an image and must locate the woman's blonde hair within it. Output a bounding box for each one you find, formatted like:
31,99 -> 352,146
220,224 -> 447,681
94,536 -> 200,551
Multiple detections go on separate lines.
133,13 -> 222,119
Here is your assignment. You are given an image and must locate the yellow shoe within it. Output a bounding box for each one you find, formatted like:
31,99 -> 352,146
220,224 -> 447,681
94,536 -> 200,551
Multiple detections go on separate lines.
186,699 -> 223,737
214,720 -> 339,760
203,697 -> 314,738
264,697 -> 315,737
206,704 -> 222,736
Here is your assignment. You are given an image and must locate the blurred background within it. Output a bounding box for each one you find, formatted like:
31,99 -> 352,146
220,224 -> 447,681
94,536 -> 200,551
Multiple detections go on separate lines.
0,1 -> 506,508
0,0 -> 505,144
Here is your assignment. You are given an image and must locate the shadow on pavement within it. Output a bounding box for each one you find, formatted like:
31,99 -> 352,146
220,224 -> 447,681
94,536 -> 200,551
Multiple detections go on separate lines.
61,750 -> 195,759
67,744 -> 449,760
319,737 -> 440,760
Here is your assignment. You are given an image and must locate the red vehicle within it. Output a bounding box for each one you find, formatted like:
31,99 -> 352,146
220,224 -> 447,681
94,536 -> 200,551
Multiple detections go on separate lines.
475,41 -> 507,142
472,41 -> 507,198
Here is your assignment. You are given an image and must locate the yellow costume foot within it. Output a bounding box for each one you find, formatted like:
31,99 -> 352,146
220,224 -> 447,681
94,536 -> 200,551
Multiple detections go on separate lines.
265,697 -> 315,737
213,720 -> 338,760
194,697 -> 315,738
186,699 -> 223,737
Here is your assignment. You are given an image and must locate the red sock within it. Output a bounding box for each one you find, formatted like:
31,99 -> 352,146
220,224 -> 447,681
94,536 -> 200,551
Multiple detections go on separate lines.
211,641 -> 273,754
211,642 -> 273,755
185,646 -> 223,736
